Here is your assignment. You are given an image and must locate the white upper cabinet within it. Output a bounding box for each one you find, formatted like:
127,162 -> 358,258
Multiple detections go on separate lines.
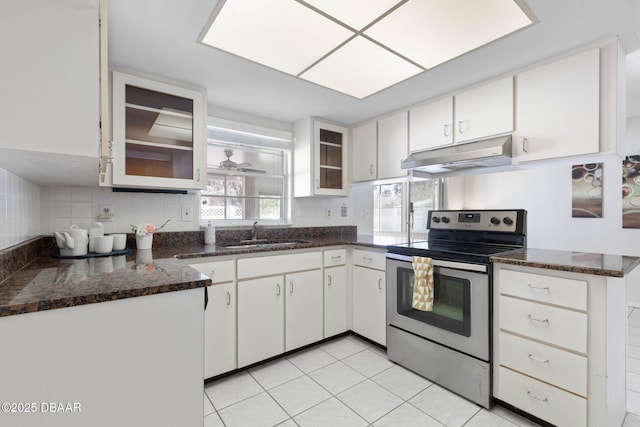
378,111 -> 409,179
513,48 -> 600,162
454,76 -> 514,143
107,71 -> 206,190
0,0 -> 100,185
409,97 -> 454,152
294,118 -> 349,197
351,121 -> 378,182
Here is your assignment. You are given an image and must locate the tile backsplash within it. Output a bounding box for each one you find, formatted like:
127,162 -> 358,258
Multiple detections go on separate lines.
0,168 -> 41,250
39,186 -> 201,238
0,166 -> 356,252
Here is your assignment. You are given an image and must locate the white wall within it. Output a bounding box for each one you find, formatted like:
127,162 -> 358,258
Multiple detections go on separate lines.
39,187 -> 200,237
0,168 -> 40,250
291,196 -> 353,227
460,158 -> 640,256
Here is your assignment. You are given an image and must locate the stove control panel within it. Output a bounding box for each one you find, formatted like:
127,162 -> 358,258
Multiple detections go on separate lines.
428,209 -> 525,233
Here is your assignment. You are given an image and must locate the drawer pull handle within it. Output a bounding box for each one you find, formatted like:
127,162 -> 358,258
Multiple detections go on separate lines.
290,282 -> 294,294
226,291 -> 231,306
276,284 -> 281,296
378,278 -> 383,290
527,315 -> 549,324
526,391 -> 548,402
528,354 -> 549,364
332,255 -> 342,261
528,284 -> 550,291
327,275 -> 332,286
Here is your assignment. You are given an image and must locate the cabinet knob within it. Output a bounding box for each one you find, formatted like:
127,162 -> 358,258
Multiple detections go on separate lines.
522,137 -> 529,153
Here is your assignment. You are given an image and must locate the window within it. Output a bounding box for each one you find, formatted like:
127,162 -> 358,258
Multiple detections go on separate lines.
373,179 -> 440,242
202,119 -> 291,224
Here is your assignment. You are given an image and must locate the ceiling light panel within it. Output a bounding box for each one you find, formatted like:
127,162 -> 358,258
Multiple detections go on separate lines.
302,0 -> 404,30
364,0 -> 533,69
300,36 -> 423,99
201,0 -> 354,75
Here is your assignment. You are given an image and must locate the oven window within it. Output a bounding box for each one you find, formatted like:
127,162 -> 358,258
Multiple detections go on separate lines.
396,267 -> 471,336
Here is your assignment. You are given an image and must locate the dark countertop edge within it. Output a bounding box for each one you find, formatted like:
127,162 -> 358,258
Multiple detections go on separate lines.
174,240 -> 385,259
490,249 -> 640,278
0,278 -> 211,318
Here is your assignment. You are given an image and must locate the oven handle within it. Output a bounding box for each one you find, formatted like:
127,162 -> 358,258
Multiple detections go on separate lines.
385,252 -> 487,273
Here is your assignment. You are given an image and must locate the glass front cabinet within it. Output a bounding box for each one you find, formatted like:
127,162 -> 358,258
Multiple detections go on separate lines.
293,118 -> 348,197
103,71 -> 206,190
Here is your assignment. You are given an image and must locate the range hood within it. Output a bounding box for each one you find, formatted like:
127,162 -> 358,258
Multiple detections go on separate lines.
402,135 -> 513,174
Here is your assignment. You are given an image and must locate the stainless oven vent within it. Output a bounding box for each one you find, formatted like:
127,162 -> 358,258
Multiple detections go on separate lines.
401,135 -> 512,174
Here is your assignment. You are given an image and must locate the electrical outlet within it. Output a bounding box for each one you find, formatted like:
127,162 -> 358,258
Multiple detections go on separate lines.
325,208 -> 332,219
181,206 -> 193,222
99,204 -> 114,221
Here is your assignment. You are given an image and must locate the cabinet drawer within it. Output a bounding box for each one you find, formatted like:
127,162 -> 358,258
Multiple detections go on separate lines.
497,366 -> 586,427
499,269 -> 587,311
189,260 -> 235,283
352,249 -> 385,270
238,252 -> 322,279
324,249 -> 347,267
499,296 -> 587,353
499,332 -> 587,396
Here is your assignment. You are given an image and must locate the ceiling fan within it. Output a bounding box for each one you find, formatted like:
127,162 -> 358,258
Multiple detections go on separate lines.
218,148 -> 266,173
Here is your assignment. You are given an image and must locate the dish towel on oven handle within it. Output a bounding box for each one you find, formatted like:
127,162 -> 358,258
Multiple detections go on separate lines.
412,256 -> 434,311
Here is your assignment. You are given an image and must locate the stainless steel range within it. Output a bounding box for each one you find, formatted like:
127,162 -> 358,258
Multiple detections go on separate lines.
386,209 -> 526,408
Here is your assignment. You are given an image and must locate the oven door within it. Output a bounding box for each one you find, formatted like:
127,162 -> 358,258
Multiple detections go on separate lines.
386,253 -> 490,361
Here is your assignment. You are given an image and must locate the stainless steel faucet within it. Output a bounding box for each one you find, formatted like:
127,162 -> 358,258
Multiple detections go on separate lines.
251,221 -> 258,240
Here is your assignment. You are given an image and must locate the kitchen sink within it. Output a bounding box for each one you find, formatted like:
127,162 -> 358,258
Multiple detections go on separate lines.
220,240 -> 313,250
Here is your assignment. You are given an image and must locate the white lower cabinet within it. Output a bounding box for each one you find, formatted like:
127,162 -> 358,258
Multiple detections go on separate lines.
324,249 -> 348,337
285,269 -> 323,351
190,260 -> 236,379
493,263 -> 627,427
237,251 -> 323,368
238,275 -> 285,368
352,249 -> 387,345
204,282 -> 236,378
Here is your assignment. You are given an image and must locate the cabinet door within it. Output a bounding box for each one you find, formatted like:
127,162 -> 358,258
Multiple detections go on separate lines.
285,270 -> 323,351
237,276 -> 284,368
204,282 -> 236,378
352,121 -> 378,182
324,265 -> 348,337
111,71 -> 206,190
352,266 -> 386,346
314,121 -> 349,196
409,97 -> 454,152
377,111 -> 408,179
454,76 -> 514,143
513,48 -> 600,161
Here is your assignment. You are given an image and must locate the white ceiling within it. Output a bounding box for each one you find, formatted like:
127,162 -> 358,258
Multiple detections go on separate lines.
108,0 -> 640,126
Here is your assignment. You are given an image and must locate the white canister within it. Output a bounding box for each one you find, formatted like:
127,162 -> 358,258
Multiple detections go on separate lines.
204,221 -> 216,246
89,222 -> 104,252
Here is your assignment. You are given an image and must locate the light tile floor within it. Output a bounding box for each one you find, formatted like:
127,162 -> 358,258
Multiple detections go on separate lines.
204,330 -> 640,427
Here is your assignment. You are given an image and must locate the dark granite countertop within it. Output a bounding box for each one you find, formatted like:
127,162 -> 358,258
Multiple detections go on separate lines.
491,248 -> 640,278
0,226 -> 384,318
